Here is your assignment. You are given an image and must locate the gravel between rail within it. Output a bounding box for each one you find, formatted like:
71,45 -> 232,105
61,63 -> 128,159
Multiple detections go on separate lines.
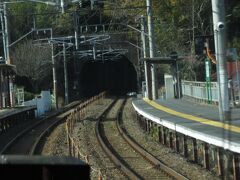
41,97 -> 220,180
100,98 -> 173,179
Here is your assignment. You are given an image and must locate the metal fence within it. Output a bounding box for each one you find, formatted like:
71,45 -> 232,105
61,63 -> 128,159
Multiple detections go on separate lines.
181,80 -> 240,106
65,91 -> 107,179
181,80 -> 219,103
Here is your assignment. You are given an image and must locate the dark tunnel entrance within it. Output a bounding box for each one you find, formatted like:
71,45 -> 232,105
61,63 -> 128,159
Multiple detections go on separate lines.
79,56 -> 137,97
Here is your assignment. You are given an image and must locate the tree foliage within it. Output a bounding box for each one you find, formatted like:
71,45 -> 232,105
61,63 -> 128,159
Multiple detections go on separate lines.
12,40 -> 52,92
4,0 -> 240,89
7,2 -> 73,93
107,0 -> 240,81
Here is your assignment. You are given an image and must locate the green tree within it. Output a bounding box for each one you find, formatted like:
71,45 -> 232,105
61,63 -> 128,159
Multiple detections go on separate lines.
8,2 -> 36,42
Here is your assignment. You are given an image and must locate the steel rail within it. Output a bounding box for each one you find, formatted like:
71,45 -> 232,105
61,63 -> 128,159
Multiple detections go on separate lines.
0,101 -> 81,155
96,98 -> 189,179
95,98 -> 141,179
116,100 -> 188,180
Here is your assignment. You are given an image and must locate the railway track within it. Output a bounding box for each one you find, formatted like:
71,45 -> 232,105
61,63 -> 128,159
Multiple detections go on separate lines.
0,101 -> 81,155
96,98 -> 188,180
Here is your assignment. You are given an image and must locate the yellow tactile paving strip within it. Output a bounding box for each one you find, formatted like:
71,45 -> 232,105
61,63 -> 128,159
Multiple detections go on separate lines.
143,98 -> 240,134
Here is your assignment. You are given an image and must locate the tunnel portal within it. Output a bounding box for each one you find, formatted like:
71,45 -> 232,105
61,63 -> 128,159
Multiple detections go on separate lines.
79,56 -> 137,97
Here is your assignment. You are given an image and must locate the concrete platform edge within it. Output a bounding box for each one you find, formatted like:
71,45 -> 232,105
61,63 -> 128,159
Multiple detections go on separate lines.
132,101 -> 240,154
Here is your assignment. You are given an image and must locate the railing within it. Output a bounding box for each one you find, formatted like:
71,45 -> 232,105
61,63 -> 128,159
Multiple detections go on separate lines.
65,91 -> 106,179
181,80 -> 219,104
182,80 -> 240,106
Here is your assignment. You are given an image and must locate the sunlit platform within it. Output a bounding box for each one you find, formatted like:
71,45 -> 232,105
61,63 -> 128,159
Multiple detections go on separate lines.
132,98 -> 240,153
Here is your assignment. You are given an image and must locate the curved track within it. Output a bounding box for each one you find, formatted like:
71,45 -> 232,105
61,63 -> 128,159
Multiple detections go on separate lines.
96,98 -> 187,180
0,101 -> 80,155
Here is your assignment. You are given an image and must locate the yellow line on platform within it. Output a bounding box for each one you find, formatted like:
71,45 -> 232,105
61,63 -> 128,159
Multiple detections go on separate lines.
143,98 -> 240,133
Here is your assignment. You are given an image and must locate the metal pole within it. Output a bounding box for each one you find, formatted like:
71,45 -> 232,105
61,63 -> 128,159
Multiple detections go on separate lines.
90,0 -> 94,10
74,12 -> 78,50
236,59 -> 240,103
63,43 -> 69,105
60,0 -> 64,13
211,0 -> 230,121
75,28 -> 78,50
176,61 -> 181,98
93,42 -> 96,60
192,0 -> 195,51
3,3 -> 14,107
146,0 -> 158,100
141,15 -> 150,99
0,11 -> 7,61
51,31 -> 58,109
3,3 -> 10,63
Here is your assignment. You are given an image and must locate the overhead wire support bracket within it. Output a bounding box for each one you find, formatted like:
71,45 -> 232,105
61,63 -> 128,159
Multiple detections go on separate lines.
8,29 -> 34,47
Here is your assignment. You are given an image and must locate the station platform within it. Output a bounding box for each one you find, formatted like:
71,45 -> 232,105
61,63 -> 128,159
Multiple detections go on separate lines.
0,106 -> 36,120
0,106 -> 36,134
132,98 -> 240,154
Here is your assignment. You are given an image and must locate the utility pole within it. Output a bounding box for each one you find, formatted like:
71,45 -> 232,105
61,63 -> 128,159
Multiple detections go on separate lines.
146,0 -> 158,100
51,31 -> 58,109
0,10 -> 7,61
2,3 -> 14,107
192,0 -> 195,52
3,3 -> 9,63
211,0 -> 230,121
74,12 -> 79,50
90,0 -> 96,10
141,15 -> 152,99
60,0 -> 65,13
93,42 -> 96,60
63,43 -> 69,105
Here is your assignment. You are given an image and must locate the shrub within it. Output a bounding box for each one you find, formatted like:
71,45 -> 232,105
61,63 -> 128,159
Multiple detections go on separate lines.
24,91 -> 35,101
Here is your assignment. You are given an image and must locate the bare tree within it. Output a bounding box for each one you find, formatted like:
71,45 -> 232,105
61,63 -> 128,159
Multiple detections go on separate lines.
12,40 -> 52,92
194,0 -> 212,35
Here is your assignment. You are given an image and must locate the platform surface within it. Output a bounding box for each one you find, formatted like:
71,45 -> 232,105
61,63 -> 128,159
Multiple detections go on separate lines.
132,98 -> 240,153
0,106 -> 36,120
